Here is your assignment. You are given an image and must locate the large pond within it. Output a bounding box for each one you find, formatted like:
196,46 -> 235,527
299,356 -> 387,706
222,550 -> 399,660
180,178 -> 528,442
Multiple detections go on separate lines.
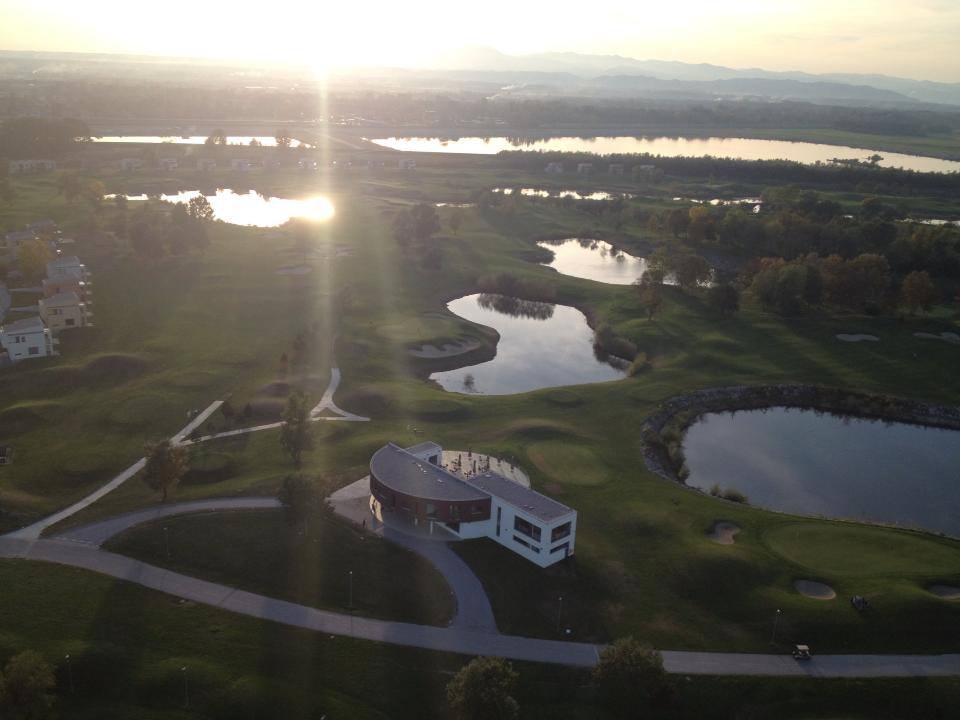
538,239 -> 650,285
91,135 -> 308,147
111,189 -> 334,227
430,293 -> 626,395
370,136 -> 960,174
683,407 -> 960,537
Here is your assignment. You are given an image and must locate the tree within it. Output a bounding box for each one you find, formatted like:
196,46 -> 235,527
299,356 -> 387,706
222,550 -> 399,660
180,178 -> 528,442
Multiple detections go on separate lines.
409,203 -> 440,241
901,270 -> 939,315
633,276 -> 663,321
593,638 -> 672,718
446,657 -> 519,720
275,130 -> 292,149
278,474 -> 321,533
279,392 -> 314,468
673,251 -> 711,291
143,439 -> 188,502
392,211 -> 414,254
205,129 -> 227,146
449,209 -> 464,235
708,283 -> 740,316
56,172 -> 82,203
130,222 -> 164,260
187,195 -> 214,221
0,650 -> 56,720
17,239 -> 54,283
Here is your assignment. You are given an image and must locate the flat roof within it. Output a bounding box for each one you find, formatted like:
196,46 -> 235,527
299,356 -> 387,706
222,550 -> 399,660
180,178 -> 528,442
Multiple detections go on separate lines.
1,316 -> 45,334
405,441 -> 442,456
41,291 -> 81,307
463,471 -> 575,523
371,443 -> 489,504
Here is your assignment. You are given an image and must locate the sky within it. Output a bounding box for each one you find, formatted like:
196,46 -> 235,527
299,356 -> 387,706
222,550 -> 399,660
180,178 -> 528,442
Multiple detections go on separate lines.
0,0 -> 958,82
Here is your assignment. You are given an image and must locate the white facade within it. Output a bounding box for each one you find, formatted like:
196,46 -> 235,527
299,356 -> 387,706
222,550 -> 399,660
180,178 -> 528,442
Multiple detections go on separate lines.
8,159 -> 57,174
545,162 -> 564,174
230,158 -> 252,171
398,158 -> 417,170
196,158 -> 217,171
0,316 -> 58,362
119,158 -> 143,172
38,291 -> 92,332
576,162 -> 594,175
159,158 -> 179,171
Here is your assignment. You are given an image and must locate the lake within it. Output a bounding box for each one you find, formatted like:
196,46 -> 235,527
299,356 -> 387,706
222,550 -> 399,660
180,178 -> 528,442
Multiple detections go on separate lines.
90,135 -> 308,147
683,407 -> 960,536
429,293 -> 627,395
538,239 -> 650,285
370,136 -> 960,173
494,188 -> 627,200
111,189 -> 334,227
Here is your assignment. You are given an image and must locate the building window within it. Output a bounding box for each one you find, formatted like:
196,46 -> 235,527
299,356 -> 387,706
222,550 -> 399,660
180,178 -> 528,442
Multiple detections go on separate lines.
66,318 -> 75,326
551,542 -> 570,555
551,522 -> 572,543
426,502 -> 437,518
513,516 -> 541,542
512,536 -> 540,553
28,347 -> 40,355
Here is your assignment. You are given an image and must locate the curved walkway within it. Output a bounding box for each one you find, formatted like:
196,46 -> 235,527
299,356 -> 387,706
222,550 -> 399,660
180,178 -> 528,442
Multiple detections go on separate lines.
2,498 -> 959,676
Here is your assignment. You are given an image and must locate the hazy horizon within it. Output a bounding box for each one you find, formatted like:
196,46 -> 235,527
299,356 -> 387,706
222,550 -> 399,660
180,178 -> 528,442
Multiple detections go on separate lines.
0,0 -> 958,83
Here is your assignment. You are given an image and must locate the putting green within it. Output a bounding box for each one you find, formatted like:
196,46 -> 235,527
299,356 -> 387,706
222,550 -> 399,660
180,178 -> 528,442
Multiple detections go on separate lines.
764,522 -> 960,577
526,440 -> 606,486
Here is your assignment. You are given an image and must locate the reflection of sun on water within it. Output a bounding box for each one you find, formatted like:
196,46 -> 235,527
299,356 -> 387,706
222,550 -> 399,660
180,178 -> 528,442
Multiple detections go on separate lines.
293,196 -> 335,222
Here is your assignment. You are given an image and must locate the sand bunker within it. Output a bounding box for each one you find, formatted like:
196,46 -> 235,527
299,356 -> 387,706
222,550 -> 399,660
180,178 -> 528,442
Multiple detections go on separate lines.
409,339 -> 481,358
928,584 -> 960,600
275,265 -> 312,275
914,332 -> 960,345
836,334 -> 879,342
707,521 -> 741,545
794,580 -> 836,600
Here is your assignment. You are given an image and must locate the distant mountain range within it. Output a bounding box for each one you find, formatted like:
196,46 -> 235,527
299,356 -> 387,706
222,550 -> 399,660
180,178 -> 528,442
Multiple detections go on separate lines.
422,47 -> 960,107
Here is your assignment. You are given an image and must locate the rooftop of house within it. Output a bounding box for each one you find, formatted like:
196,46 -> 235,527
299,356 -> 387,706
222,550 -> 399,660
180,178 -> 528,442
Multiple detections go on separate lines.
462,471 -> 575,523
40,291 -> 82,307
1,316 -> 46,334
47,255 -> 84,269
371,443 -> 489,503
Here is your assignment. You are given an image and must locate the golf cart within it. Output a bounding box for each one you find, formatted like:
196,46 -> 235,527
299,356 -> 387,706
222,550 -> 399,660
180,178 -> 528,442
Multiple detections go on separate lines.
793,644 -> 813,661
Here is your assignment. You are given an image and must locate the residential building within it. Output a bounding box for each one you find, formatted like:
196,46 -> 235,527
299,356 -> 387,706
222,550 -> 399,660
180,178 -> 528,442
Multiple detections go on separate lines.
576,162 -> 594,175
398,158 -> 417,170
196,158 -> 217,171
230,158 -> 252,171
2,230 -> 37,261
369,442 -> 577,567
298,157 -> 320,171
0,316 -> 58,362
46,256 -> 89,282
545,162 -> 564,174
158,158 -> 179,171
609,163 -> 625,176
42,276 -> 91,299
8,159 -> 57,174
38,291 -> 92,332
119,158 -> 143,172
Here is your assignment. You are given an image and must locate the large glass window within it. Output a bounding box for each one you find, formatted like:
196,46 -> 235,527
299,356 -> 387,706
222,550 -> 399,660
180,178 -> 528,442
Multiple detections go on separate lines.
513,516 -> 541,542
551,522 -> 571,542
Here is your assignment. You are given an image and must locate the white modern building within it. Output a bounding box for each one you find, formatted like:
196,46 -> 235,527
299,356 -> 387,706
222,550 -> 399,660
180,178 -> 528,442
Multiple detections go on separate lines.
46,256 -> 89,282
0,316 -> 58,362
8,159 -> 57,174
38,291 -> 92,332
369,442 -> 577,567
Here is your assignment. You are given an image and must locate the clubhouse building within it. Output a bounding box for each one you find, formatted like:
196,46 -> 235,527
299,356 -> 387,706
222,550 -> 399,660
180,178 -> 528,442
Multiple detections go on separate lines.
369,441 -> 577,568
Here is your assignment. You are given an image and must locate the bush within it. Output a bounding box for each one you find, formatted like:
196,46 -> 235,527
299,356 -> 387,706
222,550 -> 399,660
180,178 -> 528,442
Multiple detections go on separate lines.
593,638 -> 673,718
721,488 -> 749,504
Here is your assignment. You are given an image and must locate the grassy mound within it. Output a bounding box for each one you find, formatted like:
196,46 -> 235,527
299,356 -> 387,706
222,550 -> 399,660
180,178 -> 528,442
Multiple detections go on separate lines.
183,451 -> 239,485
108,394 -> 167,428
410,397 -> 471,421
491,418 -> 585,441
0,401 -> 63,433
83,353 -> 150,380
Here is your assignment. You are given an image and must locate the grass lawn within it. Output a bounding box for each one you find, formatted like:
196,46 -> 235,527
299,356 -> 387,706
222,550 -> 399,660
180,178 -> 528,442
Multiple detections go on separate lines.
105,508 -> 455,626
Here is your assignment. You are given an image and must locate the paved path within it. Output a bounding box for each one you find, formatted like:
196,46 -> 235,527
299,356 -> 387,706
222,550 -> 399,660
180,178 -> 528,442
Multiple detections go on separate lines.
0,283 -> 10,324
7,401 -> 223,540
310,367 -> 369,421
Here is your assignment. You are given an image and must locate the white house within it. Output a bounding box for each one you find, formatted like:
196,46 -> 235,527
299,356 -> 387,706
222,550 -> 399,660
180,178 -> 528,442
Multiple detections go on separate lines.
119,158 -> 143,172
398,158 -> 417,170
43,275 -> 91,299
609,163 -> 625,176
576,162 -> 594,176
369,442 -> 577,568
158,158 -> 179,171
545,162 -> 564,174
8,159 -> 57,174
46,256 -> 89,282
0,316 -> 58,362
230,158 -> 252,171
196,158 -> 217,171
38,291 -> 92,332
298,157 -> 320,171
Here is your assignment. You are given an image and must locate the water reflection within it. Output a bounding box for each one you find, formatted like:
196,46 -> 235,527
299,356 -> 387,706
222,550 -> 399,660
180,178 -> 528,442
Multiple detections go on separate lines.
683,407 -> 960,536
430,293 -> 626,395
538,238 -> 650,285
371,136 -> 960,173
493,187 -> 627,200
91,135 -> 308,147
110,189 -> 334,227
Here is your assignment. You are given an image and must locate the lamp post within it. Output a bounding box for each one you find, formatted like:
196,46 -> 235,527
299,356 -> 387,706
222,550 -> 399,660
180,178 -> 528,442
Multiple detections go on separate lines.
65,654 -> 74,694
348,571 -> 353,610
163,526 -> 170,559
557,596 -> 563,633
771,608 -> 782,646
181,666 -> 189,708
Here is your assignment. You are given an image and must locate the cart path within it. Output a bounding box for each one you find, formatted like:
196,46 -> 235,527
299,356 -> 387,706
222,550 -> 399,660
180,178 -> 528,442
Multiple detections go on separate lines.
3,499 -> 960,675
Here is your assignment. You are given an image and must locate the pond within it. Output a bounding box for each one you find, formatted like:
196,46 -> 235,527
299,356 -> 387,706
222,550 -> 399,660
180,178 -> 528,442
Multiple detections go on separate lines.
429,293 -> 627,395
370,136 -> 960,173
111,189 -> 334,227
494,188 -> 628,200
90,135 -> 308,147
683,407 -> 960,537
538,238 -> 650,285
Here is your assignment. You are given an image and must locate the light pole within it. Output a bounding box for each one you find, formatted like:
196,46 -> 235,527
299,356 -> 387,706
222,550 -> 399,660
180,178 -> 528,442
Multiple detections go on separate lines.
65,653 -> 74,694
557,596 -> 563,633
163,526 -> 171,559
771,608 -> 782,646
348,571 -> 353,610
181,666 -> 189,708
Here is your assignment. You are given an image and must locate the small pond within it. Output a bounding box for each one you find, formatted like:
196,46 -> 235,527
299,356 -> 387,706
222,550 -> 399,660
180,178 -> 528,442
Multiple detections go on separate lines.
111,189 -> 334,227
370,136 -> 960,173
683,407 -> 960,537
538,239 -> 650,285
493,188 -> 628,201
429,293 -> 627,395
90,135 -> 308,147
